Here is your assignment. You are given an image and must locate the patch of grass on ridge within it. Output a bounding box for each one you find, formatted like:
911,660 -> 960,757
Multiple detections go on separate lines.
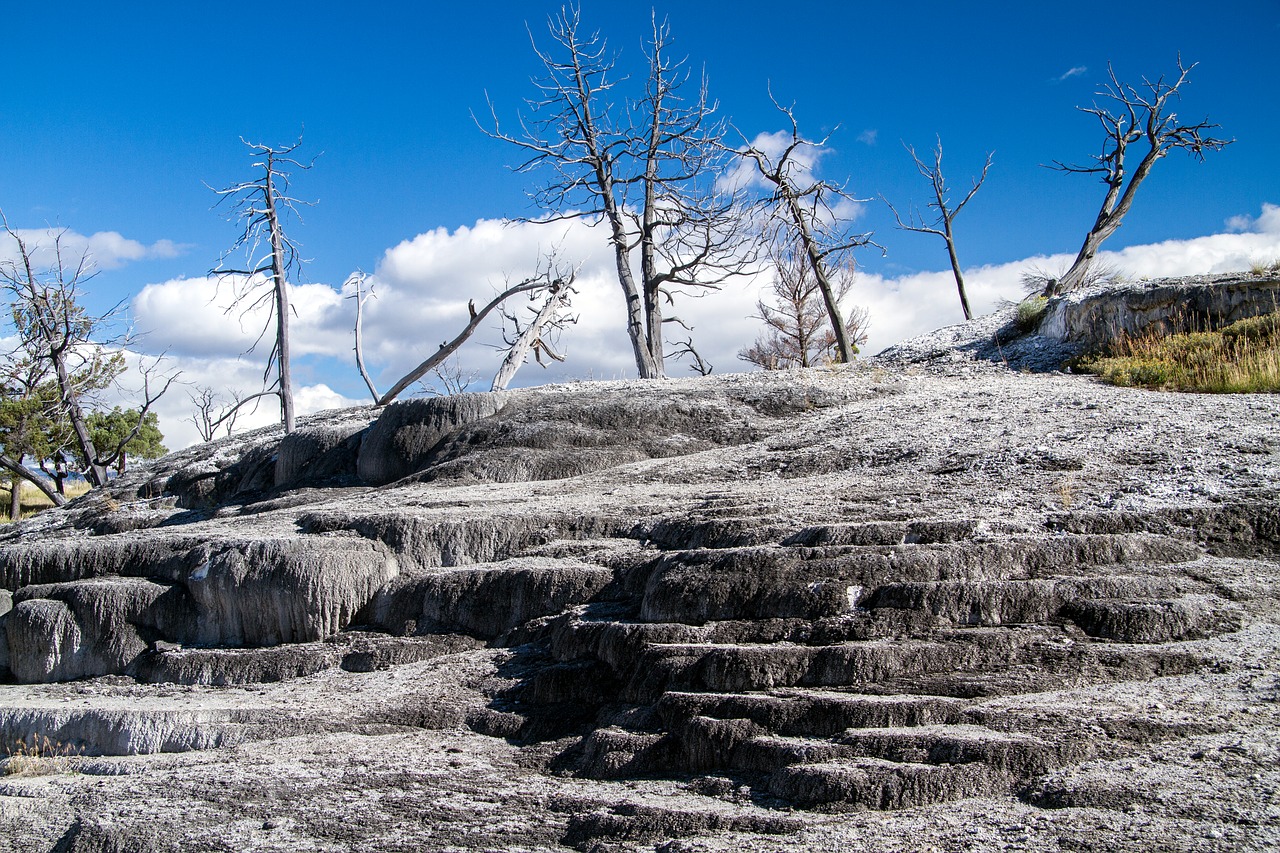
1077,312 -> 1280,393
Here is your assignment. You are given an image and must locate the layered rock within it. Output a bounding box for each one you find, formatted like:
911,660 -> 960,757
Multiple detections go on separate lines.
0,284 -> 1277,849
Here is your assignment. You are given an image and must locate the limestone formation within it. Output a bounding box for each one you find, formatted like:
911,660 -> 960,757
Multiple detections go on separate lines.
0,277 -> 1277,852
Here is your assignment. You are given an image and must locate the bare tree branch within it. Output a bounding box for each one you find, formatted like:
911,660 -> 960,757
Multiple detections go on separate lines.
376,276 -> 553,406
346,271 -> 381,402
491,270 -> 577,392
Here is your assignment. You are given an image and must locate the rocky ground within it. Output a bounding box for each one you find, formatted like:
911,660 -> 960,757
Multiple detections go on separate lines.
0,281 -> 1277,852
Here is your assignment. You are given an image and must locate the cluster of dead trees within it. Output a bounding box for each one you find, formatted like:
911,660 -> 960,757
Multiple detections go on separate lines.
4,5 -> 1231,483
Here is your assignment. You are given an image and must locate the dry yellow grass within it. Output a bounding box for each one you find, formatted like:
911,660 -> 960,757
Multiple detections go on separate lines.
0,479 -> 92,522
1078,312 -> 1280,393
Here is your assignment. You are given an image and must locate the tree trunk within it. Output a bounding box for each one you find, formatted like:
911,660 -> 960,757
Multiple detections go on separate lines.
9,476 -> 19,520
785,193 -> 853,363
943,226 -> 973,321
264,164 -> 295,433
0,454 -> 65,507
491,284 -> 573,392
1056,225 -> 1112,294
50,348 -> 107,486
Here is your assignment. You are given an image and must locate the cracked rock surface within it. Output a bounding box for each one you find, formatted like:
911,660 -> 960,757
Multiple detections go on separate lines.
0,295 -> 1278,851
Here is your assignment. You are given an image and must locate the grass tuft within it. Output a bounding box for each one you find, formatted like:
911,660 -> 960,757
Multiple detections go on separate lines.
1077,311 -> 1280,393
1015,296 -> 1049,333
3,736 -> 82,776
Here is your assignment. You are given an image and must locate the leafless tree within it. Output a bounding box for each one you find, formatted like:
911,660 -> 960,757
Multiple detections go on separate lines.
211,136 -> 314,433
668,336 -> 714,375
186,385 -> 270,443
1,212 -> 175,488
736,96 -> 877,363
353,271 -> 564,406
492,273 -> 576,392
482,7 -> 753,378
1047,58 -> 1231,295
883,137 -> 992,321
420,358 -> 482,398
739,243 -> 869,370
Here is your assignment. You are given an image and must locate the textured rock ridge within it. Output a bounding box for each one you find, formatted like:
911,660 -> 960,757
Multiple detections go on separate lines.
0,281 -> 1277,851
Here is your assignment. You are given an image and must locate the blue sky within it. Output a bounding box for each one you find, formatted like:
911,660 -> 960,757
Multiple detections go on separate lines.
3,1 -> 1279,446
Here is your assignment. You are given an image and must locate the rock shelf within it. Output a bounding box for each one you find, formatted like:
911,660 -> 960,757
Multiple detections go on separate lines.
1,286 -> 1278,850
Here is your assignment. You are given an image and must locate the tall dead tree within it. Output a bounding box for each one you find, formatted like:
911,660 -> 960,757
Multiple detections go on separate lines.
211,136 -> 313,433
483,7 -> 752,378
883,137 -> 992,321
1,212 -> 173,490
737,97 -> 876,364
1048,58 -> 1230,295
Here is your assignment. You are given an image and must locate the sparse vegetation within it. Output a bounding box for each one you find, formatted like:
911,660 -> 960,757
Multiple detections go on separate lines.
1077,312 -> 1280,393
1015,296 -> 1049,333
0,480 -> 90,522
3,736 -> 82,776
1249,257 -> 1280,276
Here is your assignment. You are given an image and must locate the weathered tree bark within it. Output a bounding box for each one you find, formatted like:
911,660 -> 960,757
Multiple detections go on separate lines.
491,279 -> 574,392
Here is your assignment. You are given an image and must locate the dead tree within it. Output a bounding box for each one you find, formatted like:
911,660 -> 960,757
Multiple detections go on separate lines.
187,385 -> 274,442
1048,58 -> 1230,295
1,212 -> 174,488
211,136 -> 314,433
883,137 -> 992,321
482,8 -> 753,378
739,243 -> 869,370
491,275 -> 576,392
354,272 -> 562,406
346,271 -> 381,403
736,96 -> 877,364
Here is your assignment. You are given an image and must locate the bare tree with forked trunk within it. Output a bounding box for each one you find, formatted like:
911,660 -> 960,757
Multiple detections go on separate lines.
1047,58 -> 1231,295
482,6 -> 754,378
883,137 -> 992,321
211,135 -> 314,433
735,95 -> 877,364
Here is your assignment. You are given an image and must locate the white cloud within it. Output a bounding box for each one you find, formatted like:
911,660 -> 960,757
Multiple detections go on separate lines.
124,204 -> 1280,451
1224,203 -> 1280,235
0,227 -> 188,271
856,129 -> 878,146
1054,66 -> 1088,83
719,130 -> 828,194
131,275 -> 349,358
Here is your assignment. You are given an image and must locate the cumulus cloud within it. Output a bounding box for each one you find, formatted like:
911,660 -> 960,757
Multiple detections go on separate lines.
0,227 -> 188,271
1224,203 -> 1280,235
132,275 -> 349,359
